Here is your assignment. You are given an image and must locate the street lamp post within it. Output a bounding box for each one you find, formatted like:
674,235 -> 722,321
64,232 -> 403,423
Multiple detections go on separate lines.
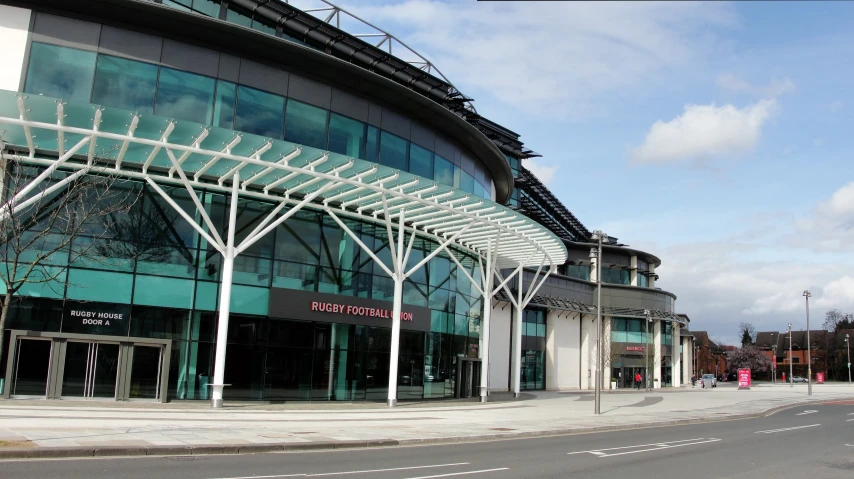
772,344 -> 777,383
788,323 -> 793,388
591,230 -> 608,415
846,334 -> 851,385
644,309 -> 651,391
804,290 -> 812,396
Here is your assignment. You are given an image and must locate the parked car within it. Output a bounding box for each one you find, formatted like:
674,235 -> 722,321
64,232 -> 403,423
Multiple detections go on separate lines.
701,374 -> 717,388
788,376 -> 808,383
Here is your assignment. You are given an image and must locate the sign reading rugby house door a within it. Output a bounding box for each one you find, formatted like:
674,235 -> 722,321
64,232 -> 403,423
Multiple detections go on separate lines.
269,288 -> 431,332
62,301 -> 131,336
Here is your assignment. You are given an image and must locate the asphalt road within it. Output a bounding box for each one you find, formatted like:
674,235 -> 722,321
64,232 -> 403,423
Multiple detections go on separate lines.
2,401 -> 852,479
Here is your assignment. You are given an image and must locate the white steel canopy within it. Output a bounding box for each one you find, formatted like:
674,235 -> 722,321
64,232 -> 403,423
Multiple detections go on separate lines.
0,91 -> 565,268
0,90 -> 567,406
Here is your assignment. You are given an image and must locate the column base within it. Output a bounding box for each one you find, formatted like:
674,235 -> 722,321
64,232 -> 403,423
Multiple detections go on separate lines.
514,392 -> 521,398
480,396 -> 487,403
387,399 -> 397,407
211,398 -> 223,408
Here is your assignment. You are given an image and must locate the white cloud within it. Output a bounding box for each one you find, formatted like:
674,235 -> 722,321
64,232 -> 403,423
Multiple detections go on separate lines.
716,73 -> 795,97
327,0 -> 737,118
829,101 -> 845,112
629,99 -> 778,165
524,159 -> 559,186
790,182 -> 854,252
815,276 -> 854,309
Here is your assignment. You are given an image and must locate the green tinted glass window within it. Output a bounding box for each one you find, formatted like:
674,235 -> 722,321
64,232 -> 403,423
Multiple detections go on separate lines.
459,170 -> 475,193
155,67 -> 215,123
434,155 -> 454,186
92,55 -> 158,113
284,100 -> 329,150
252,19 -> 276,36
379,131 -> 407,171
25,42 -> 97,103
212,80 -> 236,129
226,6 -> 252,27
66,270 -> 133,303
133,275 -> 194,309
234,85 -> 285,139
193,0 -> 221,17
409,144 -> 433,179
328,113 -> 365,158
365,126 -> 380,163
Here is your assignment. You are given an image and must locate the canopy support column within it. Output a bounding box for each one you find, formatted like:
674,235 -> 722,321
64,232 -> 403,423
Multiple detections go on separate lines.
511,267 -> 524,397
387,209 -> 406,407
479,238 -> 494,402
211,172 -> 239,408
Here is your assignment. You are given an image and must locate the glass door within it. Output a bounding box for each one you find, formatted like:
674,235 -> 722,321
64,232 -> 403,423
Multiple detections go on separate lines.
12,338 -> 52,397
129,345 -> 163,400
62,342 -> 120,399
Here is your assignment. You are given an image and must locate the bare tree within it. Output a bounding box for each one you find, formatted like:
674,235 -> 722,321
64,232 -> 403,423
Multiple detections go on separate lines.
823,309 -> 854,332
738,322 -> 756,346
0,154 -> 139,362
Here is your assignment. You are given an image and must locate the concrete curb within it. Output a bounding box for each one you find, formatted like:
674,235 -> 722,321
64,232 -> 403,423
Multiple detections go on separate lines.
0,397 -> 843,460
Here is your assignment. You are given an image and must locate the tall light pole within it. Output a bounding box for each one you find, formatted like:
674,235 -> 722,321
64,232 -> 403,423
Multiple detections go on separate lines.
772,343 -> 777,383
788,322 -> 793,388
804,290 -> 812,396
846,334 -> 851,385
590,230 -> 608,415
644,309 -> 651,391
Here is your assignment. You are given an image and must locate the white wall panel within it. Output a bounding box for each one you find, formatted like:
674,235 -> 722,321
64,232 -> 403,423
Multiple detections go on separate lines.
0,6 -> 31,92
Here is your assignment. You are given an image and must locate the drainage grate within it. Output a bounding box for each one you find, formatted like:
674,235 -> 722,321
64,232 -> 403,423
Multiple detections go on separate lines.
490,427 -> 516,431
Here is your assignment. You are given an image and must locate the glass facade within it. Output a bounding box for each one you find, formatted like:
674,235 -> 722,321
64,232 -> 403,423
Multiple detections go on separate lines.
520,308 -> 546,391
1,165 -> 485,401
600,267 -> 630,285
22,42 -> 494,200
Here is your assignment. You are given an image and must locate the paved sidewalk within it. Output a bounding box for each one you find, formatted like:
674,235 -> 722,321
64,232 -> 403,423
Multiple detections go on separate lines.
0,383 -> 851,458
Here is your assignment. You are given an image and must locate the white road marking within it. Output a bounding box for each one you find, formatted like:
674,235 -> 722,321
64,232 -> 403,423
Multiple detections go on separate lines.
210,463 -> 472,479
795,410 -> 818,416
567,438 -> 719,458
601,438 -> 722,457
755,424 -> 820,434
403,468 -> 509,479
567,438 -> 706,455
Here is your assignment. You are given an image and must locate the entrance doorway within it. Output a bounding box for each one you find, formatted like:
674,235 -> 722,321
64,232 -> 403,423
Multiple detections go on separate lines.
11,338 -> 52,397
3,330 -> 171,402
62,342 -> 120,399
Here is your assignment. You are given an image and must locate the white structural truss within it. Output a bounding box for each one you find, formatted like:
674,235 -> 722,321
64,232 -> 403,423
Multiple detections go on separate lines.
0,91 -> 566,406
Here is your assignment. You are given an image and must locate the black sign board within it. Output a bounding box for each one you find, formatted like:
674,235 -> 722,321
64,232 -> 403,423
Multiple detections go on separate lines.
62,301 -> 131,336
268,288 -> 431,332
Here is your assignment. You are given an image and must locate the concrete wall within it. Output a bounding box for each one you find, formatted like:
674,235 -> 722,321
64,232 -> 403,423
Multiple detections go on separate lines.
545,310 -> 582,390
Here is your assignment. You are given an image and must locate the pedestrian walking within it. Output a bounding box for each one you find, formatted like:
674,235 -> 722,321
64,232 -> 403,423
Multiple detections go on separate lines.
635,372 -> 642,390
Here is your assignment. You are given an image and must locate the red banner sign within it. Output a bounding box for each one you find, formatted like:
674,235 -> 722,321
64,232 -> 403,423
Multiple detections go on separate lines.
626,346 -> 644,351
817,372 -> 824,383
738,368 -> 751,388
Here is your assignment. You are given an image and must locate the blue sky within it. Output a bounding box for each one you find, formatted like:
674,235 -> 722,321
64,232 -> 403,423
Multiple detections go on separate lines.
299,0 -> 854,345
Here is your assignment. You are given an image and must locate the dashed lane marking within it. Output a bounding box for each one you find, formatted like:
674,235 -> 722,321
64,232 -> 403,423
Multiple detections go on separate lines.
567,438 -> 721,458
755,424 -> 820,434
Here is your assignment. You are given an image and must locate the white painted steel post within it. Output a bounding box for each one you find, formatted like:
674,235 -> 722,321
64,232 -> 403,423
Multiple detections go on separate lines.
387,210 -> 406,407
211,172 -> 240,408
512,268 -> 524,397
479,239 -> 494,402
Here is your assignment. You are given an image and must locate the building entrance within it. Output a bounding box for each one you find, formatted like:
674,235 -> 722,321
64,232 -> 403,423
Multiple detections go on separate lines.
10,338 -> 52,397
62,342 -> 120,399
3,330 -> 171,402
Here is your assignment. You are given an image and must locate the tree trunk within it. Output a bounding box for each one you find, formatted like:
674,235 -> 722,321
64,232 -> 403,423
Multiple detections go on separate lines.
0,291 -> 11,379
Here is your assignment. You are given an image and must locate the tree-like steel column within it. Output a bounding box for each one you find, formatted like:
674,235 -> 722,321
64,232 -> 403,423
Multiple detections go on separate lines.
210,172 -> 239,408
